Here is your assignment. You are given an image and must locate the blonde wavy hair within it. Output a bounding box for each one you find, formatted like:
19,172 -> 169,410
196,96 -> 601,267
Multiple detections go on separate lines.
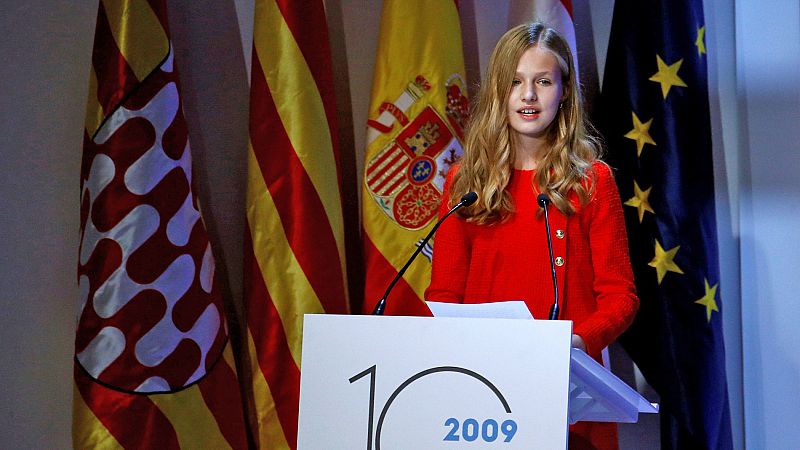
450,22 -> 601,222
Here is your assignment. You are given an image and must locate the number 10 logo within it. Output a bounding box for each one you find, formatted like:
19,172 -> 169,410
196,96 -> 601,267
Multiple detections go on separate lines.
350,365 -> 519,449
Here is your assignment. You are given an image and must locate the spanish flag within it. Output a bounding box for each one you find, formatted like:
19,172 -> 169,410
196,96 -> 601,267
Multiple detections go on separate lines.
244,0 -> 350,448
362,0 -> 469,315
75,1 -> 247,448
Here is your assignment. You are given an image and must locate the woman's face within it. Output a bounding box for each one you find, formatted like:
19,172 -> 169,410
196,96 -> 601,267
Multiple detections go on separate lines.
506,46 -> 564,146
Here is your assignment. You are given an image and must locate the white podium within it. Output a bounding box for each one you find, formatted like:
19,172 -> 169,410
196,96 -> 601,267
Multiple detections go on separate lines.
297,314 -> 656,450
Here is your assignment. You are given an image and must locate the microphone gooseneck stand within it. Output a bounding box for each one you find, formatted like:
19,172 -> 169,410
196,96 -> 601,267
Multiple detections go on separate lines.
371,192 -> 478,315
537,193 -> 560,320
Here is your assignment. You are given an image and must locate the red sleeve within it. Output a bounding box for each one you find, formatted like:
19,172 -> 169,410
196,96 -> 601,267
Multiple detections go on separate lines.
424,167 -> 470,303
573,162 -> 640,356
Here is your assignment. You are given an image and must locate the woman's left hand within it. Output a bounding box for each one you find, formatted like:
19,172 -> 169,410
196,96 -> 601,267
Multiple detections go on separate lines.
571,334 -> 586,351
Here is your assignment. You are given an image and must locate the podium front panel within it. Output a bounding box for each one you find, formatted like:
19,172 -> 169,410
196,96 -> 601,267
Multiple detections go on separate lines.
297,314 -> 572,450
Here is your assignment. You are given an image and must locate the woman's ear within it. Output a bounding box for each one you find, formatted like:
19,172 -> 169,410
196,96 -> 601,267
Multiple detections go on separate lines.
558,83 -> 569,104
560,84 -> 569,103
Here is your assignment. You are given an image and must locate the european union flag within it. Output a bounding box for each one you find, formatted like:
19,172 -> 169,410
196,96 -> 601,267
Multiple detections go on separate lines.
598,1 -> 733,448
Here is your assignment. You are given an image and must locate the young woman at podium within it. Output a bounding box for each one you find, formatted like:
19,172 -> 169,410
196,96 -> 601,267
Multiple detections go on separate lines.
425,22 -> 639,450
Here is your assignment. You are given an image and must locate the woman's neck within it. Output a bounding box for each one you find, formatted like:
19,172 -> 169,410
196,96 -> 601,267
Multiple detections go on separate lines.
513,137 -> 547,170
514,158 -> 537,170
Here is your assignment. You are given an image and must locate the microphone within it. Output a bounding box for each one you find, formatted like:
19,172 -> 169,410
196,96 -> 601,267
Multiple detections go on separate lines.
371,191 -> 478,315
537,193 -> 560,320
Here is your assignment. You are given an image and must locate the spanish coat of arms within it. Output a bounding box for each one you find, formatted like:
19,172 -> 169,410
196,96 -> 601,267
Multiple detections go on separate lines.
365,74 -> 468,231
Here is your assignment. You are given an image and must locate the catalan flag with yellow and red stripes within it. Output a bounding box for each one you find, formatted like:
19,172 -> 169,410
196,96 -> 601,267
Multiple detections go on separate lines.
74,1 -> 248,448
362,0 -> 469,315
244,0 -> 350,448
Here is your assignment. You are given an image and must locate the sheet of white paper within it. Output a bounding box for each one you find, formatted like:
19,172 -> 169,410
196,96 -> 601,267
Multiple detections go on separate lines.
425,300 -> 534,319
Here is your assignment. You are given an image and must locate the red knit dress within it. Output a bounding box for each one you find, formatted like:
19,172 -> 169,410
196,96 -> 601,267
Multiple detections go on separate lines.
425,162 -> 639,450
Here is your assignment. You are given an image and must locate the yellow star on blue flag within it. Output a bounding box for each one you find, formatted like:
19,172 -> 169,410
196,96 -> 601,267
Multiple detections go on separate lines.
695,278 -> 719,322
649,55 -> 688,99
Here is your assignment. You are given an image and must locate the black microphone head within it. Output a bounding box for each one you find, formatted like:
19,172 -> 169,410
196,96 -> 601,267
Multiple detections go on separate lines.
461,191 -> 478,206
537,193 -> 551,207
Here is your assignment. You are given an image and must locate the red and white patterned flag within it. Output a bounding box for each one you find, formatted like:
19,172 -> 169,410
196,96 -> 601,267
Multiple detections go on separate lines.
74,1 -> 247,448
